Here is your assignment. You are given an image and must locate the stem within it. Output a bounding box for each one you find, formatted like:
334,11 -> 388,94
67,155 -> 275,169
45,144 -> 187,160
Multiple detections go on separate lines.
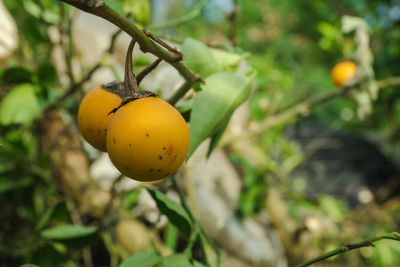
171,176 -> 222,267
60,0 -> 202,86
168,81 -> 193,105
296,232 -> 400,267
124,39 -> 139,95
228,0 -> 239,47
137,58 -> 162,85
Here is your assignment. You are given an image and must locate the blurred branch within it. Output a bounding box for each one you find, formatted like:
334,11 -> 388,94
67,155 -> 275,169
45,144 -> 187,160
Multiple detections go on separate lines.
227,0 -> 239,46
60,0 -> 203,98
47,29 -> 122,109
296,232 -> 400,267
222,74 -> 400,147
377,76 -> 400,89
148,0 -> 208,30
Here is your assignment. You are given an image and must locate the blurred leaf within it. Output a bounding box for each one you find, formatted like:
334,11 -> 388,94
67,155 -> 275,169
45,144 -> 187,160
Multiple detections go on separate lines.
162,254 -> 191,267
319,195 -> 348,222
120,251 -> 161,267
164,223 -> 179,251
36,202 -> 66,231
193,261 -> 207,267
123,188 -> 142,210
23,0 -> 41,19
123,0 -> 151,26
188,72 -> 254,158
37,63 -> 58,88
210,48 -> 244,72
2,66 -> 32,85
146,187 -> 191,236
182,38 -> 220,78
41,225 -> 98,250
0,84 -> 41,125
42,225 -> 97,240
0,176 -> 34,193
105,0 -> 124,14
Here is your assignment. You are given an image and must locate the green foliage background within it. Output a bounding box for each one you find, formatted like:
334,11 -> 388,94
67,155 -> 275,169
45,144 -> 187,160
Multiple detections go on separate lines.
1,0 -> 400,266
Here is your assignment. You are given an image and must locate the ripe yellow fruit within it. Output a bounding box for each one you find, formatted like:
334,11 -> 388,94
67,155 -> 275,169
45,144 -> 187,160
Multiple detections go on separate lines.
106,97 -> 190,182
331,61 -> 357,87
77,86 -> 122,151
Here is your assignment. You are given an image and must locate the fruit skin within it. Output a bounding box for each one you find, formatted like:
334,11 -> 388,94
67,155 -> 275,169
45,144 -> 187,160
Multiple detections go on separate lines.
106,97 -> 190,182
77,86 -> 122,151
331,61 -> 357,87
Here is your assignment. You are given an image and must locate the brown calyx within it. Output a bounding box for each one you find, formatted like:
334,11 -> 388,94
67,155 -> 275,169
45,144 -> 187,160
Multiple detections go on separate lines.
102,39 -> 159,115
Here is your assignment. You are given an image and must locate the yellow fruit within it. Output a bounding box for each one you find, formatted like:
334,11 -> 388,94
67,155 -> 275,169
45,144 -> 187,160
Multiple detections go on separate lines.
77,86 -> 122,151
106,97 -> 190,182
331,61 -> 357,87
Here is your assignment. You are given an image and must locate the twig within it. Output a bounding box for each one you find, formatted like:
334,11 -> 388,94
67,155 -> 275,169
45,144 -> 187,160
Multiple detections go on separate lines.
142,29 -> 183,60
222,74 -> 400,147
227,0 -> 239,47
137,58 -> 162,85
60,0 -> 203,90
167,81 -> 193,105
148,0 -> 209,30
377,76 -> 400,89
296,232 -> 400,267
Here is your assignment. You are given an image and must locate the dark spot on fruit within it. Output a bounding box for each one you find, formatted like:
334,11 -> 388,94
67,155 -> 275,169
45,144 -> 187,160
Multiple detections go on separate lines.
162,147 -> 166,150
158,169 -> 161,172
170,154 -> 178,163
149,168 -> 154,172
129,144 -> 132,147
159,155 -> 163,160
166,145 -> 173,156
146,133 -> 150,137
112,138 -> 117,144
125,166 -> 129,170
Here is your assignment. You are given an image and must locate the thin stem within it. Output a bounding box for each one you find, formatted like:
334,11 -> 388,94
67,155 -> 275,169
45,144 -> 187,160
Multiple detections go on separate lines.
137,58 -> 162,85
142,30 -> 183,60
148,0 -> 209,30
228,0 -> 239,47
60,0 -> 201,81
124,39 -> 139,95
296,232 -> 400,267
168,81 -> 193,105
171,176 -> 221,267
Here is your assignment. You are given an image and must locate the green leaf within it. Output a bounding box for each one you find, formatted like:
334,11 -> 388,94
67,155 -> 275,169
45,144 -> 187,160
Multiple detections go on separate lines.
41,225 -> 98,250
182,38 -> 220,78
146,187 -> 191,236
2,66 -> 32,84
164,223 -> 179,251
42,225 -> 97,240
37,63 -> 58,88
36,202 -> 66,231
120,251 -> 162,267
0,176 -> 34,194
123,0 -> 151,26
210,48 -> 244,73
0,83 -> 41,125
162,254 -> 192,267
192,260 -> 207,267
187,72 -> 254,158
23,0 -> 41,19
